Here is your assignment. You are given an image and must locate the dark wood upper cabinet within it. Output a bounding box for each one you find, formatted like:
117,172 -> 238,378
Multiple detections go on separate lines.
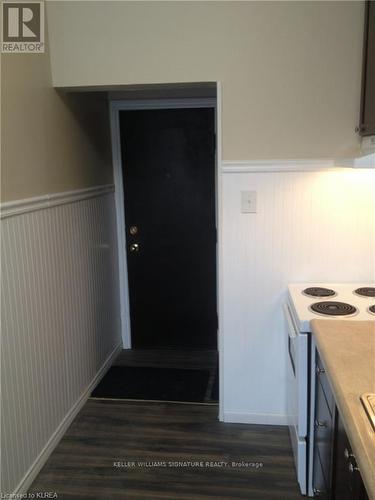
359,1 -> 375,136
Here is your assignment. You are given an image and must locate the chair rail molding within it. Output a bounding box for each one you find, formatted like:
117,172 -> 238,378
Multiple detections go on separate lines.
221,159 -> 337,173
1,184 -> 115,219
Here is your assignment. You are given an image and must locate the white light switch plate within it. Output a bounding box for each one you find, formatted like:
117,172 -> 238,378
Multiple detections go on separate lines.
241,191 -> 257,213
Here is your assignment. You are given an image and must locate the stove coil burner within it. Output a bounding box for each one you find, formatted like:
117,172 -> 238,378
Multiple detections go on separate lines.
302,287 -> 336,298
310,301 -> 357,317
369,305 -> 375,315
354,287 -> 375,298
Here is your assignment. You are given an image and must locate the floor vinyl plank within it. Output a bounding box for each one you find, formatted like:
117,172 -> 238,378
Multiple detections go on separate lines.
29,400 -> 303,499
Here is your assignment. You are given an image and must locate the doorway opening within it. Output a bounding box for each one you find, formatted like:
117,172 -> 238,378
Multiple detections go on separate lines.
101,84 -> 220,407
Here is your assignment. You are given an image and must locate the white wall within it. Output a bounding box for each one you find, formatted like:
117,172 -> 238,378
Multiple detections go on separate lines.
0,189 -> 122,494
46,0 -> 364,160
221,167 -> 375,423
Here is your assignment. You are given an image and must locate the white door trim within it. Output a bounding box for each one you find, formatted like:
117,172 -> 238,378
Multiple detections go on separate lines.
109,92 -> 223,422
215,83 -> 224,421
110,97 -> 216,112
110,104 -> 132,349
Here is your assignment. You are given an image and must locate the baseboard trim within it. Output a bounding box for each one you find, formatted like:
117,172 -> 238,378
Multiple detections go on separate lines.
1,184 -> 115,219
223,411 -> 288,426
13,342 -> 123,495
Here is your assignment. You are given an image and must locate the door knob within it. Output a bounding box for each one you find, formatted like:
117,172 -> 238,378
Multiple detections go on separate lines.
348,461 -> 359,473
313,488 -> 326,496
315,419 -> 327,428
130,243 -> 139,253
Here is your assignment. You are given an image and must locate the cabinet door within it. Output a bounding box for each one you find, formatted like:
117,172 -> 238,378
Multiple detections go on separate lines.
315,378 -> 334,485
313,351 -> 335,498
360,0 -> 375,136
332,413 -> 369,500
313,448 -> 329,499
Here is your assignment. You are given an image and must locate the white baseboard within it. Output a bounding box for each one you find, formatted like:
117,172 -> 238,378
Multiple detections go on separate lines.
13,342 -> 123,495
223,411 -> 288,426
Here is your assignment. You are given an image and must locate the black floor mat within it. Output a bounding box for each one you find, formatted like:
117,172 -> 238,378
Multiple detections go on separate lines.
211,367 -> 219,401
91,366 -> 210,402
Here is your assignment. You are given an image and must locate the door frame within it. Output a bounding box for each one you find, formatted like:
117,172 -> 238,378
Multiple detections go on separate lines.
109,85 -> 224,418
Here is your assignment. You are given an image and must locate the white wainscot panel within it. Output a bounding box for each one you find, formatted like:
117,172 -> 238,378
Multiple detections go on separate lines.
0,187 -> 122,494
221,168 -> 375,423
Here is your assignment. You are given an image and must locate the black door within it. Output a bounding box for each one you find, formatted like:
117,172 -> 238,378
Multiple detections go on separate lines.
120,107 -> 217,350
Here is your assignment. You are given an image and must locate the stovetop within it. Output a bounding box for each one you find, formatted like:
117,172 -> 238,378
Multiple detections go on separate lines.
288,283 -> 375,332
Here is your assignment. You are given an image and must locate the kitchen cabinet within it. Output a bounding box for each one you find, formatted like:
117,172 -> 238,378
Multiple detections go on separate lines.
312,352 -> 335,498
359,1 -> 375,136
332,414 -> 369,500
312,351 -> 369,499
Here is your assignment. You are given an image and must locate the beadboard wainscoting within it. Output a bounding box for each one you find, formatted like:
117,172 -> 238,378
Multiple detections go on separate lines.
0,185 -> 122,495
221,166 -> 375,424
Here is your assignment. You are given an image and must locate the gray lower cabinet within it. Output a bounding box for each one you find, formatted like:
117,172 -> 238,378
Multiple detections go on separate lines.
313,350 -> 369,500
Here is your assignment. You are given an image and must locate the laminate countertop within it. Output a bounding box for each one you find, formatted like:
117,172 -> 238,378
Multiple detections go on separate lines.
311,320 -> 375,500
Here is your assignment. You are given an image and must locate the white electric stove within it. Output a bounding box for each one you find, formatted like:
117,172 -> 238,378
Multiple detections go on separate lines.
288,283 -> 375,332
284,283 -> 375,496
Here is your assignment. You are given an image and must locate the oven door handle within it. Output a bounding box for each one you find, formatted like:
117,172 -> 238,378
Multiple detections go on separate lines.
283,303 -> 297,377
283,303 -> 298,339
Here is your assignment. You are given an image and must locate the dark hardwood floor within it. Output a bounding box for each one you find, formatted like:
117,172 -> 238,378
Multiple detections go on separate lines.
29,400 -> 303,499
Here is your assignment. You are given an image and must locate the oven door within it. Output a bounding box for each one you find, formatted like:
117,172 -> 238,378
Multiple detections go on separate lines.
284,303 -> 308,495
284,303 -> 308,437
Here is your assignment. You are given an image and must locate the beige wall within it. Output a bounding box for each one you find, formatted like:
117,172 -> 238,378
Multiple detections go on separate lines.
1,36 -> 113,202
47,0 -> 364,160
